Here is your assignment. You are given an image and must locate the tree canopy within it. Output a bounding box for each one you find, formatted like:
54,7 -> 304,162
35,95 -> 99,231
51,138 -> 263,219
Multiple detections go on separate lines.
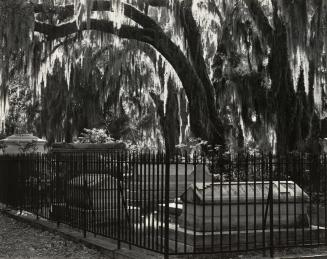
1,0 -> 327,153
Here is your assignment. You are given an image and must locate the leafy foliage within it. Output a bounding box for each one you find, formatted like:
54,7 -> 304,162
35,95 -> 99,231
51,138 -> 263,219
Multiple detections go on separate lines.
5,75 -> 40,136
78,128 -> 114,143
0,0 -> 33,110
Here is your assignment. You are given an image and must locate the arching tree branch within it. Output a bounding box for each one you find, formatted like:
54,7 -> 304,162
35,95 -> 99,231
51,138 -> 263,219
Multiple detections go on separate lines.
33,1 -> 164,32
33,0 -> 169,20
35,12 -> 224,144
32,0 -> 225,145
34,18 -> 196,95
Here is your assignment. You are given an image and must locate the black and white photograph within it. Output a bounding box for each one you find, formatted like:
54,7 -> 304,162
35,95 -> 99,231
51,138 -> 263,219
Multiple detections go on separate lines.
1,0 -> 327,258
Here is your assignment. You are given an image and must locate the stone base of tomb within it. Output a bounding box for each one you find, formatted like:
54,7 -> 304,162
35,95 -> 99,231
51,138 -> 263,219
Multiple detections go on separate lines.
50,203 -> 141,225
178,202 -> 310,231
157,223 -> 327,253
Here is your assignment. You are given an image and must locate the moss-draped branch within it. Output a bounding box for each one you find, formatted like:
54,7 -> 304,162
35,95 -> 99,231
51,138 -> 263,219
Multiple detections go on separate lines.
32,0 -> 168,19
32,0 -> 226,145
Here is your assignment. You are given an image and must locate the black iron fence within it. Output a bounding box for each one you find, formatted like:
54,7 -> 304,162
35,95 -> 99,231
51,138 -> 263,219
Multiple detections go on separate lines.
0,151 -> 327,257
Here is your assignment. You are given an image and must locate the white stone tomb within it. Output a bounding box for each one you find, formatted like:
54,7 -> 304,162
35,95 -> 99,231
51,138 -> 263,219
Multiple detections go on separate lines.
0,134 -> 47,154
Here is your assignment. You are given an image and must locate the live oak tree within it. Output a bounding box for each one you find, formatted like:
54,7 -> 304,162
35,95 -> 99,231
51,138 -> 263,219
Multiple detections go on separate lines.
0,0 -> 226,150
1,0 -> 327,153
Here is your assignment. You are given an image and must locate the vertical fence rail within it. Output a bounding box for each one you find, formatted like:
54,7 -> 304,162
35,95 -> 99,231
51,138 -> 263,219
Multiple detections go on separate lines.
164,151 -> 170,259
269,153 -> 274,257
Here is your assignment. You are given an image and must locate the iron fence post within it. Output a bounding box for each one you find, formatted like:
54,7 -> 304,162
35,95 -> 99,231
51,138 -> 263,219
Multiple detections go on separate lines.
18,154 -> 23,214
55,153 -> 60,228
269,153 -> 274,257
83,178 -> 87,238
117,152 -> 121,249
83,152 -> 87,238
37,154 -> 40,220
164,151 -> 170,259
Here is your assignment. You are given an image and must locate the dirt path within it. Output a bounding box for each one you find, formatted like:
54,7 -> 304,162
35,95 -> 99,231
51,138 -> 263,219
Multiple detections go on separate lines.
0,213 -> 106,258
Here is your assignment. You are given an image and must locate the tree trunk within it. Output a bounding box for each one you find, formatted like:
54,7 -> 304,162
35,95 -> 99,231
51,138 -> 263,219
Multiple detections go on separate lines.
269,1 -> 297,154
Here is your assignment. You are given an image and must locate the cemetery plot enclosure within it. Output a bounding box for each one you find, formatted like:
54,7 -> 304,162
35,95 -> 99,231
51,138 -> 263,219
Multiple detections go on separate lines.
0,152 -> 327,257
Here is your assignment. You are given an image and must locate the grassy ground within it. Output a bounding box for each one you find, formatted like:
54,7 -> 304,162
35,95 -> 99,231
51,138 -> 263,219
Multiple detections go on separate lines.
0,213 -> 106,258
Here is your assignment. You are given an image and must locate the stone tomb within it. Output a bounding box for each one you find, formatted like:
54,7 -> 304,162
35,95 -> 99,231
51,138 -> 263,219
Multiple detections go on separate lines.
67,174 -> 122,210
158,181 -> 314,252
52,174 -> 139,226
178,181 -> 310,232
0,134 -> 47,154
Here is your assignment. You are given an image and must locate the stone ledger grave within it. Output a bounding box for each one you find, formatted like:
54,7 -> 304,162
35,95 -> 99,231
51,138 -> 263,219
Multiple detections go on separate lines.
179,181 -> 309,231
163,181 -> 315,252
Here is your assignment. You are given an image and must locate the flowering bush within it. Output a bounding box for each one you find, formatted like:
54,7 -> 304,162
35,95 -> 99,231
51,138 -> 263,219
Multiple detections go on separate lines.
123,140 -> 158,152
76,128 -> 159,153
77,128 -> 115,144
175,137 -> 208,156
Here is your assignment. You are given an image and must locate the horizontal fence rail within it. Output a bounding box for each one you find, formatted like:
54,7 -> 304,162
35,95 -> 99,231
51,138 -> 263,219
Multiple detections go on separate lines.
0,152 -> 326,257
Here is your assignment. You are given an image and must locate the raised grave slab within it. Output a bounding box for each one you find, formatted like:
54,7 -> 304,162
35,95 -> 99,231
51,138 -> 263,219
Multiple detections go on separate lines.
66,174 -> 126,209
178,181 -> 310,232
